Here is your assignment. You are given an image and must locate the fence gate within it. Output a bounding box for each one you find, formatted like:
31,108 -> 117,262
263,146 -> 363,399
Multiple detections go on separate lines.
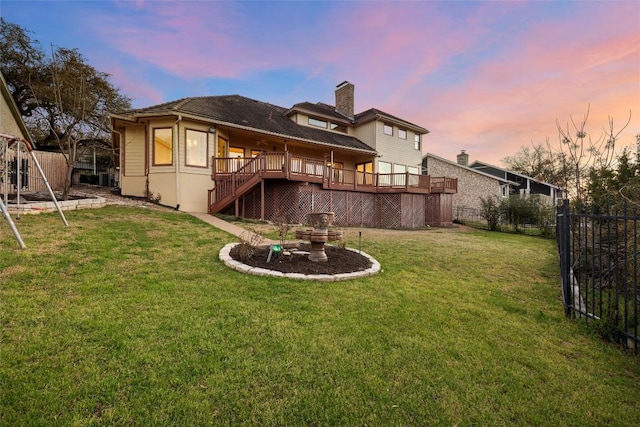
557,200 -> 639,353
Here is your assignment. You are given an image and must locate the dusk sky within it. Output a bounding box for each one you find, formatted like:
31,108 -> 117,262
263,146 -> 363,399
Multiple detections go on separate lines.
2,0 -> 639,165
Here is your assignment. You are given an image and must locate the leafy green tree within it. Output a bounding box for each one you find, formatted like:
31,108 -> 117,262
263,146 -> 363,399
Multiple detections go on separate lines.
0,19 -> 131,198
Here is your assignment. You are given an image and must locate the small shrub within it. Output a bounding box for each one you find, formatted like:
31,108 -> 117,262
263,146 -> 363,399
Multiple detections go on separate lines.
480,195 -> 501,231
236,231 -> 264,262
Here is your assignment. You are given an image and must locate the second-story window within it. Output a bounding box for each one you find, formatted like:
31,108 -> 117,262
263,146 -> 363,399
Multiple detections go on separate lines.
308,117 -> 328,128
414,134 -> 421,150
383,124 -> 393,136
398,129 -> 407,140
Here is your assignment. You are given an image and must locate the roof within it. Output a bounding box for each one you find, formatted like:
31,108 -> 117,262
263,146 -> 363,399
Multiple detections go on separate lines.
355,108 -> 429,134
114,95 -> 377,154
285,102 -> 353,124
0,70 -> 34,145
469,160 -> 563,190
424,153 -> 517,185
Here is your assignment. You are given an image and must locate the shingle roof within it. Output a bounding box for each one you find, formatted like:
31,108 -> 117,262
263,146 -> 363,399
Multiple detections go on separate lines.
287,102 -> 353,123
116,95 -> 376,153
356,108 -> 429,134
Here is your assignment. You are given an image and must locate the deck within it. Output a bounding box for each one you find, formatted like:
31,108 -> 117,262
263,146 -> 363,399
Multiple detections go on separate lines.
208,152 -> 457,214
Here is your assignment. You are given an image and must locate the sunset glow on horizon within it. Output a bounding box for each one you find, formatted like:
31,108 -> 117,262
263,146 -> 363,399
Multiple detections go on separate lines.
3,0 -> 639,166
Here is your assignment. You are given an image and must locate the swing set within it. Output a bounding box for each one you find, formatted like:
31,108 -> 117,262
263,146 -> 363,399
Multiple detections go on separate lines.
1,132 -> 68,248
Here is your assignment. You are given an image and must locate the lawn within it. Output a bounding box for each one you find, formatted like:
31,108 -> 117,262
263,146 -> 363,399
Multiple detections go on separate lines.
1,206 -> 639,426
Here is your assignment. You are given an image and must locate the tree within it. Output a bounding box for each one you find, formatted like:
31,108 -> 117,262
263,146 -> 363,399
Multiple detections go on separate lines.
0,19 -> 131,199
501,142 -> 564,186
503,105 -> 633,209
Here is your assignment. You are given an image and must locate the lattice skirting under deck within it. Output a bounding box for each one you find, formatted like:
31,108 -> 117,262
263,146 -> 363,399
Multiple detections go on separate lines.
228,182 -> 453,228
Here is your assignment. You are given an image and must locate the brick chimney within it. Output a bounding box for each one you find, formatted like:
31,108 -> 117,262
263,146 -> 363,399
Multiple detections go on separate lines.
457,150 -> 469,166
335,81 -> 354,119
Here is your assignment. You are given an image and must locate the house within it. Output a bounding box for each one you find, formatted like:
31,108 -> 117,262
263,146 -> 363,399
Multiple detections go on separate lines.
110,82 -> 457,228
423,152 -> 515,222
423,150 -> 566,223
468,159 -> 566,204
1,70 -> 33,144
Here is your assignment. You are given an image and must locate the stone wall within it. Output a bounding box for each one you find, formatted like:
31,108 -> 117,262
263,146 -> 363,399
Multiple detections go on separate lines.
426,156 -> 502,220
5,196 -> 106,215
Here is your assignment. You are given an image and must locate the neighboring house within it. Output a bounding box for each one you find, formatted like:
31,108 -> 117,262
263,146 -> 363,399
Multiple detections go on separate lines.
423,152 -> 515,221
423,150 -> 567,222
110,81 -> 457,228
468,159 -> 566,204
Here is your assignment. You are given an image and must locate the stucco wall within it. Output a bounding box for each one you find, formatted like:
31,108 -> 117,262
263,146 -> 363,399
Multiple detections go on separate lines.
426,155 -> 503,218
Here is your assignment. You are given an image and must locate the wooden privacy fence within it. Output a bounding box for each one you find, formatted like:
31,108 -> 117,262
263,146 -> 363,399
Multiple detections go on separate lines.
3,150 -> 67,194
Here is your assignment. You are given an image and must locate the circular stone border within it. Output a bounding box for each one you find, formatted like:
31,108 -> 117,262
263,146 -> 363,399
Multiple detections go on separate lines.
219,243 -> 381,281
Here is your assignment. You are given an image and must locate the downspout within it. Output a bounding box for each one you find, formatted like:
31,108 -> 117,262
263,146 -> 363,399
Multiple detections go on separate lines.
175,115 -> 182,210
110,127 -> 123,190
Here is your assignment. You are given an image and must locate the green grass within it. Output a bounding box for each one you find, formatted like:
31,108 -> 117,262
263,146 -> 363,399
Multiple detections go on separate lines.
1,207 -> 639,426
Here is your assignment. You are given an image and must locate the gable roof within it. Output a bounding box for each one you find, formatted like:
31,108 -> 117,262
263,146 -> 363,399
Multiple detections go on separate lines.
114,95 -> 376,154
355,108 -> 429,134
469,160 -> 563,190
285,102 -> 353,124
424,153 -> 516,185
0,71 -> 34,145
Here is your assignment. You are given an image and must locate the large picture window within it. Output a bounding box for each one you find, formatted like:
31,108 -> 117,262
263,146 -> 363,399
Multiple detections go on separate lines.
185,129 -> 208,167
378,160 -> 392,186
153,128 -> 173,165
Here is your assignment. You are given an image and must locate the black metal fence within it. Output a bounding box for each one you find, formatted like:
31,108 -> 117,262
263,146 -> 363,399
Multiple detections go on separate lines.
557,200 -> 639,353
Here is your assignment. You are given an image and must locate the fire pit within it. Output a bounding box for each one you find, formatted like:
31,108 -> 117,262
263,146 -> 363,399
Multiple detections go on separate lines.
295,212 -> 343,262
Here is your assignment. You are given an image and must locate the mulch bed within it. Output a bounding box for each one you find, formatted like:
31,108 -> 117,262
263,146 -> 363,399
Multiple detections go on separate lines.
229,243 -> 372,275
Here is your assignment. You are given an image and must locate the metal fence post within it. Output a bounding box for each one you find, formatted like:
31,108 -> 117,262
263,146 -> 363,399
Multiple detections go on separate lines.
557,199 -> 572,317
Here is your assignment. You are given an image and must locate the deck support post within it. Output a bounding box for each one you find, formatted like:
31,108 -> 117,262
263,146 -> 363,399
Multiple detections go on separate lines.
260,179 -> 265,220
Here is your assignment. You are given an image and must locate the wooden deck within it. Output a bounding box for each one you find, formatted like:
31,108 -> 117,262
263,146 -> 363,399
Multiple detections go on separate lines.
209,152 -> 456,213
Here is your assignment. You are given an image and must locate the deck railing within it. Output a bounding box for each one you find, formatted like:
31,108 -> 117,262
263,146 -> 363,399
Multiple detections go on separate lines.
211,152 -> 455,205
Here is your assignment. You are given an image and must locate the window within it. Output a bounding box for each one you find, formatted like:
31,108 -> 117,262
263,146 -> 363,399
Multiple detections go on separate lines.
308,117 -> 328,128
229,146 -> 245,171
383,124 -> 393,136
216,136 -> 229,172
357,162 -> 373,185
398,129 -> 407,140
408,166 -> 420,186
217,136 -> 228,158
327,161 -> 344,183
378,160 -> 392,186
153,128 -> 173,165
394,164 -> 407,186
414,134 -> 421,150
185,129 -> 207,167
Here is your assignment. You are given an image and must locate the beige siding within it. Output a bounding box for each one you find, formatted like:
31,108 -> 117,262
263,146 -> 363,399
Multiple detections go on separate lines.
426,155 -> 503,216
352,121 -> 376,150
124,125 -> 145,176
371,122 -> 422,173
1,93 -> 26,139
